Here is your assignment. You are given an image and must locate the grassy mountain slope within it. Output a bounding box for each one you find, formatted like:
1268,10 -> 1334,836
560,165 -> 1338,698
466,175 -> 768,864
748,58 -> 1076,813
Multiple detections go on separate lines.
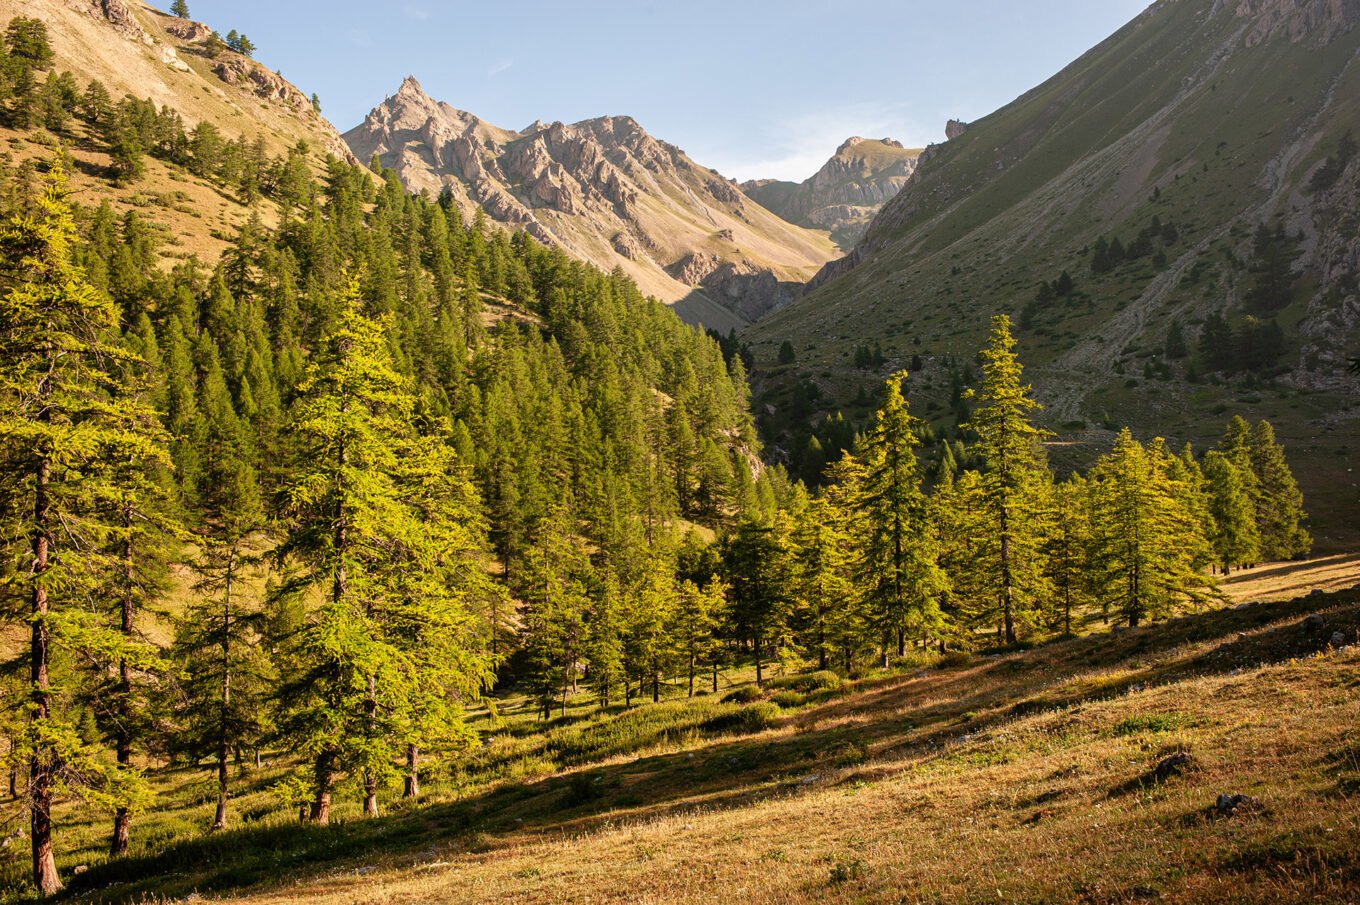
344,78 -> 839,329
45,568 -> 1360,903
746,0 -> 1360,546
0,0 -> 357,262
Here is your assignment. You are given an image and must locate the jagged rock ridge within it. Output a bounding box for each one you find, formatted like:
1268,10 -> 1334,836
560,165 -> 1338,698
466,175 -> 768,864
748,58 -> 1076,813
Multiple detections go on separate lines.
741,136 -> 922,249
344,78 -> 838,327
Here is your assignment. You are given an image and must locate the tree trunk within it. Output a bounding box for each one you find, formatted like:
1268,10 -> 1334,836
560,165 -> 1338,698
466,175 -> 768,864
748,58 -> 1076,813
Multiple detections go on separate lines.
896,629 -> 906,658
213,547 -> 235,832
110,505 -> 135,857
310,749 -> 336,825
31,454 -> 61,897
754,637 -> 764,686
711,663 -> 718,695
364,674 -> 379,816
404,744 -> 419,798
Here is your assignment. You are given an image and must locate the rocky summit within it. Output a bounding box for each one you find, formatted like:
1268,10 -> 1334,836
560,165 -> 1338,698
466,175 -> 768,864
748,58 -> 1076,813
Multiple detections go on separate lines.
343,77 -> 839,329
741,136 -> 922,250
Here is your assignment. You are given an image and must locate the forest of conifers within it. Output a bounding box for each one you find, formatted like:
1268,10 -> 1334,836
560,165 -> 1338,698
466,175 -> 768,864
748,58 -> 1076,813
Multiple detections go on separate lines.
0,18 -> 1312,896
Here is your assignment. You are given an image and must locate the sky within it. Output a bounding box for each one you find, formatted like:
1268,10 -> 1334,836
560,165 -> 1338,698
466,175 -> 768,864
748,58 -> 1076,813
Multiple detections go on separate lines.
182,0 -> 1151,183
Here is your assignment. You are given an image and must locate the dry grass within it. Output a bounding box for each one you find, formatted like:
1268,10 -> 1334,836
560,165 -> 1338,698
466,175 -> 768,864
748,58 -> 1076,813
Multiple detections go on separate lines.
41,566 -> 1360,904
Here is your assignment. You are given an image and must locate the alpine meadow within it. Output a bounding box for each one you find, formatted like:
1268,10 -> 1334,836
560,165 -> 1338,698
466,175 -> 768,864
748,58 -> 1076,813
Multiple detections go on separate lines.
0,1 -> 1357,903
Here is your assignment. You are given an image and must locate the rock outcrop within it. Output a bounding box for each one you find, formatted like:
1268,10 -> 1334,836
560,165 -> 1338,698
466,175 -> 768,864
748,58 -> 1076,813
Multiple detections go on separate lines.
945,119 -> 969,140
1231,0 -> 1360,45
741,137 -> 921,249
25,0 -> 355,162
345,78 -> 836,324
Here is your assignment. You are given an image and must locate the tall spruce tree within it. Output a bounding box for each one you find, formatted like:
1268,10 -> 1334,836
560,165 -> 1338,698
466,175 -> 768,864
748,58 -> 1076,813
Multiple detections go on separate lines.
964,315 -> 1052,643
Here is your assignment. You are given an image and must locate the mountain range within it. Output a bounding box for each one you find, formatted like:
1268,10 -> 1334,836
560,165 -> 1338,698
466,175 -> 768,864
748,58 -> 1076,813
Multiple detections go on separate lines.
343,78 -> 844,329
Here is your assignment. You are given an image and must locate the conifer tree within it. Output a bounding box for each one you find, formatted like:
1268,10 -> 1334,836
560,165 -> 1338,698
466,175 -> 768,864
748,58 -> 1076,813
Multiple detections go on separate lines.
172,374 -> 272,831
1042,475 -> 1095,636
275,279 -> 490,823
1246,420 -> 1310,560
1089,430 -> 1217,627
671,579 -> 722,696
171,0 -> 190,18
1202,450 -> 1260,574
0,167 -> 164,896
97,341 -> 179,858
964,315 -> 1052,643
852,372 -> 947,658
791,495 -> 857,670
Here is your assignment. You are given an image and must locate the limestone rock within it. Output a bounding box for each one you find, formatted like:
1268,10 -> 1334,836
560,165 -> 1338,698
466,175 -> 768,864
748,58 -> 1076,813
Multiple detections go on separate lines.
945,119 -> 969,140
345,78 -> 836,322
742,137 -> 921,248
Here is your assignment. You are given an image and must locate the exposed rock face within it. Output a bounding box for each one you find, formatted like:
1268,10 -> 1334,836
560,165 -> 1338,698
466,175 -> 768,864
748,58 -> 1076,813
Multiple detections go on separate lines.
945,119 -> 969,140
1232,0 -> 1360,45
345,78 -> 836,324
741,137 -> 921,249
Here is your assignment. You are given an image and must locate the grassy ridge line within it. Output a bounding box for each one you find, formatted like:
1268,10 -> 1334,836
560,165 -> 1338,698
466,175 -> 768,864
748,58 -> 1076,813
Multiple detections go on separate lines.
49,582 -> 1360,903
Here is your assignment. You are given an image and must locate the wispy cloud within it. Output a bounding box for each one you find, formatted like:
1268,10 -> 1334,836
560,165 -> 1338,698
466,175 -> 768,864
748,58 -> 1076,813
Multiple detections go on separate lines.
486,58 -> 514,78
402,4 -> 430,21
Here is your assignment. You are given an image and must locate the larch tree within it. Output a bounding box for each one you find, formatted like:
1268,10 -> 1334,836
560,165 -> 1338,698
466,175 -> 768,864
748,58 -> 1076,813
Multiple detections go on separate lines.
172,367 -> 272,831
1202,450 -> 1260,575
964,315 -> 1053,643
853,372 -> 948,659
275,279 -> 489,823
1246,420 -> 1311,560
1042,475 -> 1096,636
1089,430 -> 1218,627
0,168 -> 165,896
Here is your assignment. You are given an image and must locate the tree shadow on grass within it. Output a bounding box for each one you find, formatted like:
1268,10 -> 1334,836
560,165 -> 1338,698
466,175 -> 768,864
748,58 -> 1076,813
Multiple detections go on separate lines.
63,591 -> 1360,903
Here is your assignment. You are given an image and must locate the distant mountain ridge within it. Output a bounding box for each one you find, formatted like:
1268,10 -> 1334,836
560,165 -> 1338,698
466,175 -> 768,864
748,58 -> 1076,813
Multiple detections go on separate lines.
344,78 -> 840,329
742,136 -> 922,249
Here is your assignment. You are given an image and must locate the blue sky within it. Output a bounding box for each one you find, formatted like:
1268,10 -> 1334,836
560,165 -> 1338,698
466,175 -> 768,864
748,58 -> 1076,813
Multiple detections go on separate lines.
180,1 -> 1150,182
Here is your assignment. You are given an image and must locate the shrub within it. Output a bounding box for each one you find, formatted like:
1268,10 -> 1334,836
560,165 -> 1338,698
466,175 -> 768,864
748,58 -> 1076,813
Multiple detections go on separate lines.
702,702 -> 781,735
769,690 -> 806,708
722,685 -> 764,704
766,670 -> 842,694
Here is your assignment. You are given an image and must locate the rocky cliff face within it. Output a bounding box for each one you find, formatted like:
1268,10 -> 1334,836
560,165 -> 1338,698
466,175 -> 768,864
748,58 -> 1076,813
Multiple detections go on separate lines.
1230,0 -> 1360,45
741,137 -> 921,249
344,78 -> 837,326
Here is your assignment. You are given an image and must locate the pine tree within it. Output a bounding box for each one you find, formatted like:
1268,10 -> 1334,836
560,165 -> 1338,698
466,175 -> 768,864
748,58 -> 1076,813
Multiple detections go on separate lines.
0,167 -> 165,896
964,315 -> 1052,643
171,0 -> 190,18
1246,420 -> 1311,560
852,372 -> 948,659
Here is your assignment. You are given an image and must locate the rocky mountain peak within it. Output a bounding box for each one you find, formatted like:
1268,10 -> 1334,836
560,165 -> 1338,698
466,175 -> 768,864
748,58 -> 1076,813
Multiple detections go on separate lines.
343,81 -> 836,326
